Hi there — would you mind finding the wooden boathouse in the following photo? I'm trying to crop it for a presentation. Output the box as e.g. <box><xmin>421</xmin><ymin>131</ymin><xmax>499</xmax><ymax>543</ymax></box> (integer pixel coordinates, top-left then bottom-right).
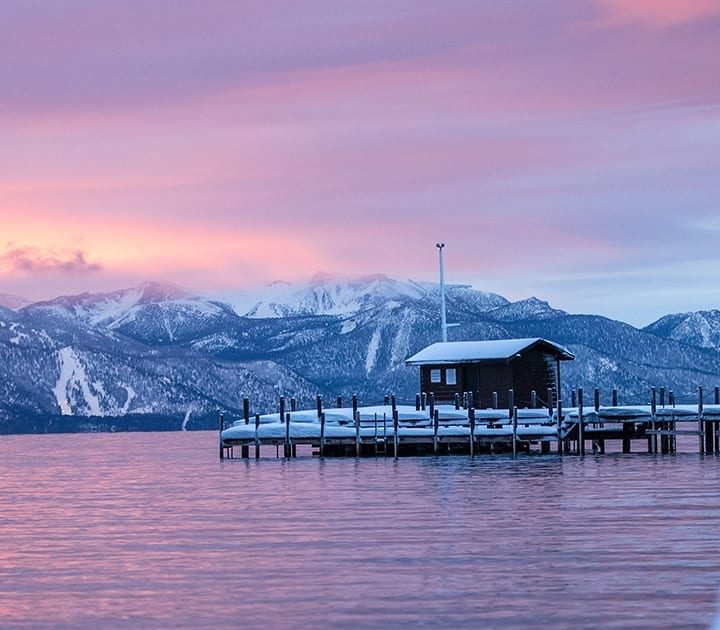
<box><xmin>405</xmin><ymin>338</ymin><xmax>574</xmax><ymax>409</ymax></box>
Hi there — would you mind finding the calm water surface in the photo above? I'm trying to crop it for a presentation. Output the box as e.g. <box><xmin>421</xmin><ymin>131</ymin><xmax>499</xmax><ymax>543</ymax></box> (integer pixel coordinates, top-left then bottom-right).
<box><xmin>1</xmin><ymin>431</ymin><xmax>720</xmax><ymax>629</ymax></box>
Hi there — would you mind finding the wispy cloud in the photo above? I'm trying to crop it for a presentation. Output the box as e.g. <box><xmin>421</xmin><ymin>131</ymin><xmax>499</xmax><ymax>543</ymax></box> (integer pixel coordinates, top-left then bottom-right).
<box><xmin>0</xmin><ymin>247</ymin><xmax>102</xmax><ymax>274</ymax></box>
<box><xmin>592</xmin><ymin>0</ymin><xmax>720</xmax><ymax>28</ymax></box>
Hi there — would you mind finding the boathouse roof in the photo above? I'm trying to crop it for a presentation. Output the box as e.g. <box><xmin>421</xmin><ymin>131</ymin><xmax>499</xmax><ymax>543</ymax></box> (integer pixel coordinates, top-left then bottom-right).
<box><xmin>405</xmin><ymin>338</ymin><xmax>575</xmax><ymax>365</ymax></box>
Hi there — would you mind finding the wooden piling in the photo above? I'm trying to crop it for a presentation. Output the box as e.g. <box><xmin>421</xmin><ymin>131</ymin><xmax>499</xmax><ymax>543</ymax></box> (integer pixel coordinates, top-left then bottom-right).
<box><xmin>650</xmin><ymin>387</ymin><xmax>657</xmax><ymax>455</ymax></box>
<box><xmin>391</xmin><ymin>394</ymin><xmax>397</xmax><ymax>412</ymax></box>
<box><xmin>284</xmin><ymin>411</ymin><xmax>291</xmax><ymax>458</ymax></box>
<box><xmin>530</xmin><ymin>390</ymin><xmax>537</xmax><ymax>409</ymax></box>
<box><xmin>218</xmin><ymin>413</ymin><xmax>225</xmax><ymax>460</ymax></box>
<box><xmin>255</xmin><ymin>413</ymin><xmax>260</xmax><ymax>459</ymax></box>
<box><xmin>557</xmin><ymin>398</ymin><xmax>563</xmax><ymax>455</ymax></box>
<box><xmin>492</xmin><ymin>391</ymin><xmax>498</xmax><ymax>409</ymax></box>
<box><xmin>352</xmin><ymin>394</ymin><xmax>358</xmax><ymax>417</ymax></box>
<box><xmin>508</xmin><ymin>389</ymin><xmax>514</xmax><ymax>420</ymax></box>
<box><xmin>468</xmin><ymin>391</ymin><xmax>475</xmax><ymax>410</ymax></box>
<box><xmin>433</xmin><ymin>409</ymin><xmax>439</xmax><ymax>455</ymax></box>
<box><xmin>415</xmin><ymin>393</ymin><xmax>421</xmax><ymax>411</ymax></box>
<box><xmin>355</xmin><ymin>410</ymin><xmax>361</xmax><ymax>458</ymax></box>
<box><xmin>512</xmin><ymin>406</ymin><xmax>518</xmax><ymax>457</ymax></box>
<box><xmin>546</xmin><ymin>388</ymin><xmax>553</xmax><ymax>414</ymax></box>
<box><xmin>578</xmin><ymin>387</ymin><xmax>584</xmax><ymax>456</ymax></box>
<box><xmin>384</xmin><ymin>394</ymin><xmax>390</xmax><ymax>406</ymax></box>
<box><xmin>454</xmin><ymin>393</ymin><xmax>460</xmax><ymax>410</ymax></box>
<box><xmin>242</xmin><ymin>398</ymin><xmax>250</xmax><ymax>458</ymax></box>
<box><xmin>429</xmin><ymin>393</ymin><xmax>435</xmax><ymax>421</ymax></box>
<box><xmin>698</xmin><ymin>387</ymin><xmax>705</xmax><ymax>455</ymax></box>
<box><xmin>469</xmin><ymin>407</ymin><xmax>475</xmax><ymax>457</ymax></box>
<box><xmin>320</xmin><ymin>412</ymin><xmax>326</xmax><ymax>457</ymax></box>
<box><xmin>421</xmin><ymin>392</ymin><xmax>427</xmax><ymax>411</ymax></box>
<box><xmin>316</xmin><ymin>395</ymin><xmax>323</xmax><ymax>418</ymax></box>
<box><xmin>612</xmin><ymin>388</ymin><xmax>618</xmax><ymax>407</ymax></box>
<box><xmin>290</xmin><ymin>397</ymin><xmax>296</xmax><ymax>412</ymax></box>
<box><xmin>393</xmin><ymin>408</ymin><xmax>399</xmax><ymax>460</ymax></box>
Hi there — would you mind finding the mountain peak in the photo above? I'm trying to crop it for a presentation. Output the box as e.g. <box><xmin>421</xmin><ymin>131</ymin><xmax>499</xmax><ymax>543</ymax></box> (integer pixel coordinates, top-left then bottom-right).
<box><xmin>136</xmin><ymin>281</ymin><xmax>189</xmax><ymax>303</ymax></box>
<box><xmin>0</xmin><ymin>293</ymin><xmax>31</xmax><ymax>310</ymax></box>
<box><xmin>488</xmin><ymin>296</ymin><xmax>566</xmax><ymax>321</ymax></box>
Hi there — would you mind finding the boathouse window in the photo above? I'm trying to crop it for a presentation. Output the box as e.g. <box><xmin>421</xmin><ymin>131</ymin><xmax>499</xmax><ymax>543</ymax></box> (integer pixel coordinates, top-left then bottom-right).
<box><xmin>446</xmin><ymin>368</ymin><xmax>457</xmax><ymax>385</ymax></box>
<box><xmin>430</xmin><ymin>369</ymin><xmax>441</xmax><ymax>383</ymax></box>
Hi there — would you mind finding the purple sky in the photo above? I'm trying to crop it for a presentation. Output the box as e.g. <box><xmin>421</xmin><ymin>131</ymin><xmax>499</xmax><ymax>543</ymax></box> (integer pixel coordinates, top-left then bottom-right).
<box><xmin>1</xmin><ymin>0</ymin><xmax>719</xmax><ymax>325</ymax></box>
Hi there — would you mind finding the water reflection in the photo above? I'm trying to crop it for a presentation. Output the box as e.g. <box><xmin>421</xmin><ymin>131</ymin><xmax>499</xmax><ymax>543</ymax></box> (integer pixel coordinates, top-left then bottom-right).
<box><xmin>1</xmin><ymin>433</ymin><xmax>719</xmax><ymax>628</ymax></box>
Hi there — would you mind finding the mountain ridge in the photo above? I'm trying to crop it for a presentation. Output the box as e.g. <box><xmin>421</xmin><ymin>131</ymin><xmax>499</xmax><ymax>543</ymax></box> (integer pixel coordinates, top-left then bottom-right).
<box><xmin>1</xmin><ymin>275</ymin><xmax>719</xmax><ymax>432</ymax></box>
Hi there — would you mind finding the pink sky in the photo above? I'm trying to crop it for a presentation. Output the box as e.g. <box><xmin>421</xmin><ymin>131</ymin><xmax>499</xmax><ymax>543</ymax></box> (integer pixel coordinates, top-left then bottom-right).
<box><xmin>1</xmin><ymin>0</ymin><xmax>719</xmax><ymax>325</ymax></box>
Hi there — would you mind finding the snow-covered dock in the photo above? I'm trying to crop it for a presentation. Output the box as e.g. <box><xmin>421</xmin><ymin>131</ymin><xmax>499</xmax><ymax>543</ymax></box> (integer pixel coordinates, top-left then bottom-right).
<box><xmin>219</xmin><ymin>392</ymin><xmax>720</xmax><ymax>459</ymax></box>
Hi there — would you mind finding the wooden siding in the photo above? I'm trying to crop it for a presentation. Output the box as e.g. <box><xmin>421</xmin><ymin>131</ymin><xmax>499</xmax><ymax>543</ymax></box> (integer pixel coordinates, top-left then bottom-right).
<box><xmin>419</xmin><ymin>347</ymin><xmax>559</xmax><ymax>409</ymax></box>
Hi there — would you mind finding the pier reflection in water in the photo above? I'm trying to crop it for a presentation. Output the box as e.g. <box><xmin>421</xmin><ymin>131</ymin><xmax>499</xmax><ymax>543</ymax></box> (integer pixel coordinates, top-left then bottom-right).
<box><xmin>1</xmin><ymin>431</ymin><xmax>720</xmax><ymax>628</ymax></box>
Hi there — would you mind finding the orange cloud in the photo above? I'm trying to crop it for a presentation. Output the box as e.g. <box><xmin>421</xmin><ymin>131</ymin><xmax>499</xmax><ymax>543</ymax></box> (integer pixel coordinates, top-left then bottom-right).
<box><xmin>593</xmin><ymin>0</ymin><xmax>720</xmax><ymax>27</ymax></box>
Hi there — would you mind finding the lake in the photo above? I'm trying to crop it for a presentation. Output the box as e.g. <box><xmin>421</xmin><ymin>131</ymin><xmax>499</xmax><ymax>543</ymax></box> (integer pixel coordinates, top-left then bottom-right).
<box><xmin>1</xmin><ymin>431</ymin><xmax>720</xmax><ymax>628</ymax></box>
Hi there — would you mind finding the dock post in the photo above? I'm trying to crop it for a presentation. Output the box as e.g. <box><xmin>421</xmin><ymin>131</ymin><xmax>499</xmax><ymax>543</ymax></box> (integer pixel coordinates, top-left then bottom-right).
<box><xmin>650</xmin><ymin>387</ymin><xmax>657</xmax><ymax>455</ymax></box>
<box><xmin>280</xmin><ymin>395</ymin><xmax>287</xmax><ymax>458</ymax></box>
<box><xmin>622</xmin><ymin>422</ymin><xmax>632</xmax><ymax>453</ymax></box>
<box><xmin>469</xmin><ymin>407</ymin><xmax>475</xmax><ymax>457</ymax></box>
<box><xmin>384</xmin><ymin>394</ymin><xmax>390</xmax><ymax>406</ymax></box>
<box><xmin>530</xmin><ymin>390</ymin><xmax>537</xmax><ymax>409</ymax></box>
<box><xmin>492</xmin><ymin>391</ymin><xmax>498</xmax><ymax>410</ymax></box>
<box><xmin>454</xmin><ymin>393</ymin><xmax>460</xmax><ymax>410</ymax></box>
<box><xmin>421</xmin><ymin>392</ymin><xmax>427</xmax><ymax>411</ymax></box>
<box><xmin>316</xmin><ymin>395</ymin><xmax>323</xmax><ymax>418</ymax></box>
<box><xmin>416</xmin><ymin>393</ymin><xmax>421</xmax><ymax>411</ymax></box>
<box><xmin>320</xmin><ymin>412</ymin><xmax>326</xmax><ymax>457</ymax></box>
<box><xmin>593</xmin><ymin>387</ymin><xmax>604</xmax><ymax>453</ymax></box>
<box><xmin>612</xmin><ymin>388</ymin><xmax>618</xmax><ymax>407</ymax></box>
<box><xmin>255</xmin><ymin>413</ymin><xmax>260</xmax><ymax>459</ymax></box>
<box><xmin>337</xmin><ymin>396</ymin><xmax>343</xmax><ymax>409</ymax></box>
<box><xmin>242</xmin><ymin>398</ymin><xmax>250</xmax><ymax>458</ymax></box>
<box><xmin>462</xmin><ymin>391</ymin><xmax>468</xmax><ymax>409</ymax></box>
<box><xmin>468</xmin><ymin>390</ymin><xmax>474</xmax><ymax>410</ymax></box>
<box><xmin>352</xmin><ymin>394</ymin><xmax>358</xmax><ymax>418</ymax></box>
<box><xmin>512</xmin><ymin>406</ymin><xmax>518</xmax><ymax>457</ymax></box>
<box><xmin>284</xmin><ymin>411</ymin><xmax>291</xmax><ymax>459</ymax></box>
<box><xmin>698</xmin><ymin>387</ymin><xmax>705</xmax><ymax>455</ymax></box>
<box><xmin>507</xmin><ymin>389</ymin><xmax>514</xmax><ymax>420</ymax></box>
<box><xmin>557</xmin><ymin>397</ymin><xmax>563</xmax><ymax>455</ymax></box>
<box><xmin>433</xmin><ymin>409</ymin><xmax>439</xmax><ymax>455</ymax></box>
<box><xmin>355</xmin><ymin>410</ymin><xmax>361</xmax><ymax>458</ymax></box>
<box><xmin>219</xmin><ymin>413</ymin><xmax>225</xmax><ymax>460</ymax></box>
<box><xmin>429</xmin><ymin>393</ymin><xmax>435</xmax><ymax>421</ymax></box>
<box><xmin>393</xmin><ymin>409</ymin><xmax>399</xmax><ymax>460</ymax></box>
<box><xmin>546</xmin><ymin>388</ymin><xmax>553</xmax><ymax>414</ymax></box>
<box><xmin>703</xmin><ymin>387</ymin><xmax>714</xmax><ymax>454</ymax></box>
<box><xmin>578</xmin><ymin>387</ymin><xmax>584</xmax><ymax>456</ymax></box>
<box><xmin>290</xmin><ymin>397</ymin><xmax>296</xmax><ymax>412</ymax></box>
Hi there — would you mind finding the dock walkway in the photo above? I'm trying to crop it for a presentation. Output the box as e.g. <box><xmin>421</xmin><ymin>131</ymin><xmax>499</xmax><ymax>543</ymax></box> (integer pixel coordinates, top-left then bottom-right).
<box><xmin>219</xmin><ymin>395</ymin><xmax>720</xmax><ymax>459</ymax></box>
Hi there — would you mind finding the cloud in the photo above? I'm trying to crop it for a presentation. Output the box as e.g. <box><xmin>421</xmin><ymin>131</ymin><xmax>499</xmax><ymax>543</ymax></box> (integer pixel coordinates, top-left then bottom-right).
<box><xmin>0</xmin><ymin>247</ymin><xmax>102</xmax><ymax>274</ymax></box>
<box><xmin>592</xmin><ymin>0</ymin><xmax>720</xmax><ymax>28</ymax></box>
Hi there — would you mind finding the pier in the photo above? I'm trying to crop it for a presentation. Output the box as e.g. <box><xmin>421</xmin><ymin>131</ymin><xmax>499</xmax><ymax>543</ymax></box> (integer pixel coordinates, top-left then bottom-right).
<box><xmin>219</xmin><ymin>388</ymin><xmax>720</xmax><ymax>459</ymax></box>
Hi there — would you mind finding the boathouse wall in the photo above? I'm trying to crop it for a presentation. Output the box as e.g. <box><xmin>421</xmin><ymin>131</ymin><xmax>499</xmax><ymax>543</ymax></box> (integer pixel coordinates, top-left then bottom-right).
<box><xmin>420</xmin><ymin>347</ymin><xmax>558</xmax><ymax>409</ymax></box>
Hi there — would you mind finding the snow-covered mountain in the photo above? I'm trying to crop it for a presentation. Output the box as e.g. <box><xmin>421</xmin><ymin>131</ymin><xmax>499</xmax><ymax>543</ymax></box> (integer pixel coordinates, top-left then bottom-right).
<box><xmin>2</xmin><ymin>275</ymin><xmax>720</xmax><ymax>433</ymax></box>
<box><xmin>0</xmin><ymin>293</ymin><xmax>31</xmax><ymax>310</ymax></box>
<box><xmin>644</xmin><ymin>310</ymin><xmax>720</xmax><ymax>351</ymax></box>
<box><xmin>218</xmin><ymin>273</ymin><xmax>508</xmax><ymax>318</ymax></box>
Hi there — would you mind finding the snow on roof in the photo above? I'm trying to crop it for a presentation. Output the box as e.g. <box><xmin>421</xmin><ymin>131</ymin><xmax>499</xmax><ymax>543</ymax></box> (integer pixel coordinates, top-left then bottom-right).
<box><xmin>405</xmin><ymin>338</ymin><xmax>574</xmax><ymax>365</ymax></box>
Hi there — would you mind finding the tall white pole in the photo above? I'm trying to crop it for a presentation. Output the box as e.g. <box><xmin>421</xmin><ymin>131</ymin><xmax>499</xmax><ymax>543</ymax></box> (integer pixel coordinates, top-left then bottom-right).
<box><xmin>436</xmin><ymin>243</ymin><xmax>447</xmax><ymax>342</ymax></box>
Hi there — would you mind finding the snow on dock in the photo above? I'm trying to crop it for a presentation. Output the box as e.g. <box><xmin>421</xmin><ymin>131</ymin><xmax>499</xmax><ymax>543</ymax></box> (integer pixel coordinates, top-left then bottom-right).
<box><xmin>219</xmin><ymin>399</ymin><xmax>720</xmax><ymax>459</ymax></box>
